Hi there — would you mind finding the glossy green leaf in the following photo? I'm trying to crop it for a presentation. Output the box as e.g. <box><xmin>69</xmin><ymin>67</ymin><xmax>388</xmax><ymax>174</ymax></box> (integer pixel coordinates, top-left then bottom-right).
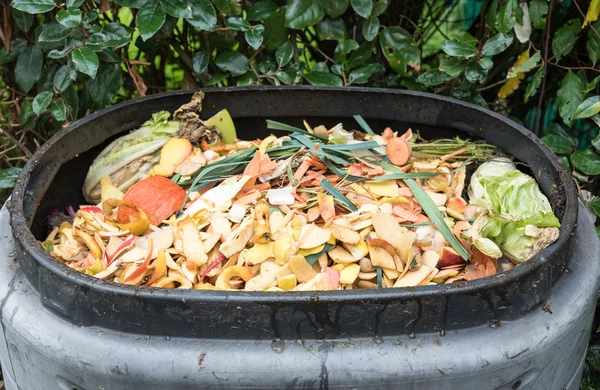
<box><xmin>245</xmin><ymin>25</ymin><xmax>265</xmax><ymax>49</ymax></box>
<box><xmin>56</xmin><ymin>9</ymin><xmax>82</xmax><ymax>28</ymax></box>
<box><xmin>529</xmin><ymin>0</ymin><xmax>547</xmax><ymax>29</ymax></box>
<box><xmin>187</xmin><ymin>0</ymin><xmax>217</xmax><ymax>30</ymax></box>
<box><xmin>362</xmin><ymin>16</ymin><xmax>379</xmax><ymax>42</ymax></box>
<box><xmin>316</xmin><ymin>18</ymin><xmax>346</xmax><ymax>41</ymax></box>
<box><xmin>552</xmin><ymin>19</ymin><xmax>581</xmax><ymax>61</ymax></box>
<box><xmin>334</xmin><ymin>39</ymin><xmax>359</xmax><ymax>63</ymax></box>
<box><xmin>348</xmin><ymin>63</ymin><xmax>383</xmax><ymax>84</ymax></box>
<box><xmin>49</xmin><ymin>98</ymin><xmax>67</xmax><ymax>122</ymax></box>
<box><xmin>275</xmin><ymin>70</ymin><xmax>293</xmax><ymax>84</ymax></box>
<box><xmin>524</xmin><ymin>67</ymin><xmax>544</xmax><ymax>103</ymax></box>
<box><xmin>330</xmin><ymin>64</ymin><xmax>342</xmax><ymax>76</ymax></box>
<box><xmin>53</xmin><ymin>65</ymin><xmax>76</xmax><ymax>92</ymax></box>
<box><xmin>193</xmin><ymin>51</ymin><xmax>209</xmax><ymax>74</ymax></box>
<box><xmin>348</xmin><ymin>40</ymin><xmax>374</xmax><ymax>68</ymax></box>
<box><xmin>38</xmin><ymin>24</ymin><xmax>72</xmax><ymax>42</ymax></box>
<box><xmin>10</xmin><ymin>0</ymin><xmax>55</xmax><ymax>14</ymax></box>
<box><xmin>441</xmin><ymin>40</ymin><xmax>477</xmax><ymax>58</ymax></box>
<box><xmin>263</xmin><ymin>7</ymin><xmax>288</xmax><ymax>49</ymax></box>
<box><xmin>137</xmin><ymin>1</ymin><xmax>166</xmax><ymax>41</ymax></box>
<box><xmin>379</xmin><ymin>26</ymin><xmax>419</xmax><ymax>74</ymax></box>
<box><xmin>207</xmin><ymin>70</ymin><xmax>229</xmax><ymax>85</ymax></box>
<box><xmin>371</xmin><ymin>0</ymin><xmax>388</xmax><ymax>16</ymax></box>
<box><xmin>12</xmin><ymin>9</ymin><xmax>33</xmax><ymax>31</ymax></box>
<box><xmin>248</xmin><ymin>0</ymin><xmax>278</xmax><ymax>21</ymax></box>
<box><xmin>575</xmin><ymin>96</ymin><xmax>600</xmax><ymax>119</ymax></box>
<box><xmin>285</xmin><ymin>0</ymin><xmax>324</xmax><ymax>29</ymax></box>
<box><xmin>439</xmin><ymin>57</ymin><xmax>467</xmax><ymax>76</ymax></box>
<box><xmin>160</xmin><ymin>0</ymin><xmax>192</xmax><ymax>18</ymax></box>
<box><xmin>592</xmin><ymin>132</ymin><xmax>600</xmax><ymax>151</ymax></box>
<box><xmin>15</xmin><ymin>45</ymin><xmax>43</xmax><ymax>92</ymax></box>
<box><xmin>114</xmin><ymin>0</ymin><xmax>147</xmax><ymax>7</ymax></box>
<box><xmin>588</xmin><ymin>198</ymin><xmax>600</xmax><ymax>217</ymax></box>
<box><xmin>48</xmin><ymin>46</ymin><xmax>73</xmax><ymax>59</ymax></box>
<box><xmin>71</xmin><ymin>47</ymin><xmax>99</xmax><ymax>78</ymax></box>
<box><xmin>482</xmin><ymin>33</ymin><xmax>513</xmax><ymax>56</ymax></box>
<box><xmin>226</xmin><ymin>16</ymin><xmax>250</xmax><ymax>31</ymax></box>
<box><xmin>416</xmin><ymin>69</ymin><xmax>454</xmax><ymax>86</ymax></box>
<box><xmin>588</xmin><ymin>22</ymin><xmax>600</xmax><ymax>65</ymax></box>
<box><xmin>495</xmin><ymin>0</ymin><xmax>517</xmax><ymax>33</ymax></box>
<box><xmin>312</xmin><ymin>62</ymin><xmax>328</xmax><ymax>72</ymax></box>
<box><xmin>507</xmin><ymin>52</ymin><xmax>541</xmax><ymax>78</ymax></box>
<box><xmin>0</xmin><ymin>168</ymin><xmax>22</xmax><ymax>189</ymax></box>
<box><xmin>213</xmin><ymin>0</ymin><xmax>242</xmax><ymax>15</ymax></box>
<box><xmin>32</xmin><ymin>91</ymin><xmax>53</xmax><ymax>114</ymax></box>
<box><xmin>215</xmin><ymin>51</ymin><xmax>248</xmax><ymax>76</ymax></box>
<box><xmin>557</xmin><ymin>72</ymin><xmax>584</xmax><ymax>127</ymax></box>
<box><xmin>276</xmin><ymin>40</ymin><xmax>293</xmax><ymax>67</ymax></box>
<box><xmin>350</xmin><ymin>0</ymin><xmax>372</xmax><ymax>18</ymax></box>
<box><xmin>320</xmin><ymin>0</ymin><xmax>348</xmax><ymax>18</ymax></box>
<box><xmin>303</xmin><ymin>71</ymin><xmax>343</xmax><ymax>86</ymax></box>
<box><xmin>571</xmin><ymin>149</ymin><xmax>600</xmax><ymax>175</ymax></box>
<box><xmin>541</xmin><ymin>134</ymin><xmax>576</xmax><ymax>155</ymax></box>
<box><xmin>86</xmin><ymin>64</ymin><xmax>121</xmax><ymax>110</ymax></box>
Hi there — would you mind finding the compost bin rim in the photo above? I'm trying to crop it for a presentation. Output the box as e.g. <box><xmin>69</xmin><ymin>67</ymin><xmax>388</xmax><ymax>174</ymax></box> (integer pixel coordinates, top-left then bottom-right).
<box><xmin>9</xmin><ymin>86</ymin><xmax>578</xmax><ymax>304</ymax></box>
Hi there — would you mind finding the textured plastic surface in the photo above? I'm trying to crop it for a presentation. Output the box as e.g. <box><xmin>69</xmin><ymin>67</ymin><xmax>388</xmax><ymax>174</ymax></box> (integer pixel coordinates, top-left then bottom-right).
<box><xmin>0</xmin><ymin>202</ymin><xmax>597</xmax><ymax>389</ymax></box>
<box><xmin>8</xmin><ymin>88</ymin><xmax>578</xmax><ymax>339</ymax></box>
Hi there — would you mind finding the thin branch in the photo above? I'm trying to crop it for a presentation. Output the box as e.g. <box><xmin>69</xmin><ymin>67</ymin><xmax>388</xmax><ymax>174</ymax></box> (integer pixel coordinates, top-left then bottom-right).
<box><xmin>535</xmin><ymin>0</ymin><xmax>553</xmax><ymax>137</ymax></box>
<box><xmin>573</xmin><ymin>0</ymin><xmax>600</xmax><ymax>43</ymax></box>
<box><xmin>549</xmin><ymin>62</ymin><xmax>600</xmax><ymax>73</ymax></box>
<box><xmin>0</xmin><ymin>127</ymin><xmax>32</xmax><ymax>158</ymax></box>
<box><xmin>477</xmin><ymin>78</ymin><xmax>507</xmax><ymax>92</ymax></box>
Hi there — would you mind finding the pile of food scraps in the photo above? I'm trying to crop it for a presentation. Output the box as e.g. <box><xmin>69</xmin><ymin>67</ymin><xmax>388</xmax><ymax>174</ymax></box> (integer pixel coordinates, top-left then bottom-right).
<box><xmin>42</xmin><ymin>93</ymin><xmax>561</xmax><ymax>291</ymax></box>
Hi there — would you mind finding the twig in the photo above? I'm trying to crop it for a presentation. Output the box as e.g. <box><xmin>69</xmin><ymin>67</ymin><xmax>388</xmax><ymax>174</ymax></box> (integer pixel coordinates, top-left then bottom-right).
<box><xmin>477</xmin><ymin>78</ymin><xmax>508</xmax><ymax>92</ymax></box>
<box><xmin>573</xmin><ymin>0</ymin><xmax>600</xmax><ymax>43</ymax></box>
<box><xmin>534</xmin><ymin>0</ymin><xmax>553</xmax><ymax>137</ymax></box>
<box><xmin>0</xmin><ymin>127</ymin><xmax>32</xmax><ymax>158</ymax></box>
<box><xmin>248</xmin><ymin>61</ymin><xmax>262</xmax><ymax>86</ymax></box>
<box><xmin>291</xmin><ymin>31</ymin><xmax>299</xmax><ymax>63</ymax></box>
<box><xmin>549</xmin><ymin>62</ymin><xmax>600</xmax><ymax>73</ymax></box>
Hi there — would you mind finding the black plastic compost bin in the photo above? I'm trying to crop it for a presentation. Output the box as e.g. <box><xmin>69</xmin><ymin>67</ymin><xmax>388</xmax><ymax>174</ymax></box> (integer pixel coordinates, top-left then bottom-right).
<box><xmin>2</xmin><ymin>87</ymin><xmax>594</xmax><ymax>390</ymax></box>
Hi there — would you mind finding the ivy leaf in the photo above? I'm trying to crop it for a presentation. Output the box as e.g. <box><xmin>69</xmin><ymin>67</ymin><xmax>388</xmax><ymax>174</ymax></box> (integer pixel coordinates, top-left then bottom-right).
<box><xmin>245</xmin><ymin>25</ymin><xmax>265</xmax><ymax>49</ymax></box>
<box><xmin>33</xmin><ymin>91</ymin><xmax>53</xmax><ymax>114</ymax></box>
<box><xmin>86</xmin><ymin>64</ymin><xmax>121</xmax><ymax>110</ymax></box>
<box><xmin>53</xmin><ymin>65</ymin><xmax>76</xmax><ymax>92</ymax></box>
<box><xmin>263</xmin><ymin>7</ymin><xmax>288</xmax><ymax>50</ymax></box>
<box><xmin>15</xmin><ymin>45</ymin><xmax>43</xmax><ymax>92</ymax></box>
<box><xmin>524</xmin><ymin>66</ymin><xmax>543</xmax><ymax>103</ymax></box>
<box><xmin>584</xmin><ymin>0</ymin><xmax>600</xmax><ymax>28</ymax></box>
<box><xmin>10</xmin><ymin>0</ymin><xmax>55</xmax><ymax>14</ymax></box>
<box><xmin>348</xmin><ymin>63</ymin><xmax>383</xmax><ymax>84</ymax></box>
<box><xmin>481</xmin><ymin>32</ymin><xmax>513</xmax><ymax>56</ymax></box>
<box><xmin>187</xmin><ymin>0</ymin><xmax>217</xmax><ymax>31</ymax></box>
<box><xmin>529</xmin><ymin>0</ymin><xmax>548</xmax><ymax>29</ymax></box>
<box><xmin>379</xmin><ymin>26</ymin><xmax>419</xmax><ymax>74</ymax></box>
<box><xmin>496</xmin><ymin>0</ymin><xmax>517</xmax><ymax>33</ymax></box>
<box><xmin>588</xmin><ymin>22</ymin><xmax>600</xmax><ymax>66</ymax></box>
<box><xmin>49</xmin><ymin>98</ymin><xmax>67</xmax><ymax>122</ymax></box>
<box><xmin>320</xmin><ymin>0</ymin><xmax>348</xmax><ymax>18</ymax></box>
<box><xmin>441</xmin><ymin>40</ymin><xmax>477</xmax><ymax>58</ymax></box>
<box><xmin>213</xmin><ymin>0</ymin><xmax>242</xmax><ymax>15</ymax></box>
<box><xmin>160</xmin><ymin>0</ymin><xmax>192</xmax><ymax>18</ymax></box>
<box><xmin>276</xmin><ymin>40</ymin><xmax>294</xmax><ymax>67</ymax></box>
<box><xmin>557</xmin><ymin>72</ymin><xmax>584</xmax><ymax>127</ymax></box>
<box><xmin>362</xmin><ymin>16</ymin><xmax>379</xmax><ymax>42</ymax></box>
<box><xmin>71</xmin><ymin>47</ymin><xmax>99</xmax><ymax>78</ymax></box>
<box><xmin>285</xmin><ymin>0</ymin><xmax>324</xmax><ymax>29</ymax></box>
<box><xmin>334</xmin><ymin>39</ymin><xmax>359</xmax><ymax>63</ymax></box>
<box><xmin>12</xmin><ymin>10</ymin><xmax>33</xmax><ymax>32</ymax></box>
<box><xmin>316</xmin><ymin>18</ymin><xmax>346</xmax><ymax>41</ymax></box>
<box><xmin>38</xmin><ymin>24</ymin><xmax>72</xmax><ymax>42</ymax></box>
<box><xmin>56</xmin><ymin>9</ymin><xmax>82</xmax><ymax>28</ymax></box>
<box><xmin>350</xmin><ymin>0</ymin><xmax>372</xmax><ymax>18</ymax></box>
<box><xmin>541</xmin><ymin>134</ymin><xmax>577</xmax><ymax>155</ymax></box>
<box><xmin>348</xmin><ymin>40</ymin><xmax>374</xmax><ymax>68</ymax></box>
<box><xmin>226</xmin><ymin>16</ymin><xmax>251</xmax><ymax>31</ymax></box>
<box><xmin>0</xmin><ymin>168</ymin><xmax>22</xmax><ymax>189</ymax></box>
<box><xmin>439</xmin><ymin>57</ymin><xmax>467</xmax><ymax>76</ymax></box>
<box><xmin>416</xmin><ymin>69</ymin><xmax>454</xmax><ymax>86</ymax></box>
<box><xmin>137</xmin><ymin>0</ymin><xmax>167</xmax><ymax>41</ymax></box>
<box><xmin>575</xmin><ymin>96</ymin><xmax>600</xmax><ymax>119</ymax></box>
<box><xmin>552</xmin><ymin>19</ymin><xmax>581</xmax><ymax>61</ymax></box>
<box><xmin>248</xmin><ymin>0</ymin><xmax>278</xmax><ymax>21</ymax></box>
<box><xmin>507</xmin><ymin>51</ymin><xmax>541</xmax><ymax>78</ymax></box>
<box><xmin>465</xmin><ymin>61</ymin><xmax>487</xmax><ymax>83</ymax></box>
<box><xmin>215</xmin><ymin>51</ymin><xmax>248</xmax><ymax>76</ymax></box>
<box><xmin>192</xmin><ymin>51</ymin><xmax>209</xmax><ymax>75</ymax></box>
<box><xmin>303</xmin><ymin>71</ymin><xmax>343</xmax><ymax>86</ymax></box>
<box><xmin>571</xmin><ymin>149</ymin><xmax>600</xmax><ymax>175</ymax></box>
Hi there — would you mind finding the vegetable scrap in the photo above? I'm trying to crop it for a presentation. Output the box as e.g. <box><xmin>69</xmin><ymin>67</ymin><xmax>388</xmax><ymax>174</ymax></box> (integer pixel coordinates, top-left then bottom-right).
<box><xmin>43</xmin><ymin>93</ymin><xmax>561</xmax><ymax>291</ymax></box>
